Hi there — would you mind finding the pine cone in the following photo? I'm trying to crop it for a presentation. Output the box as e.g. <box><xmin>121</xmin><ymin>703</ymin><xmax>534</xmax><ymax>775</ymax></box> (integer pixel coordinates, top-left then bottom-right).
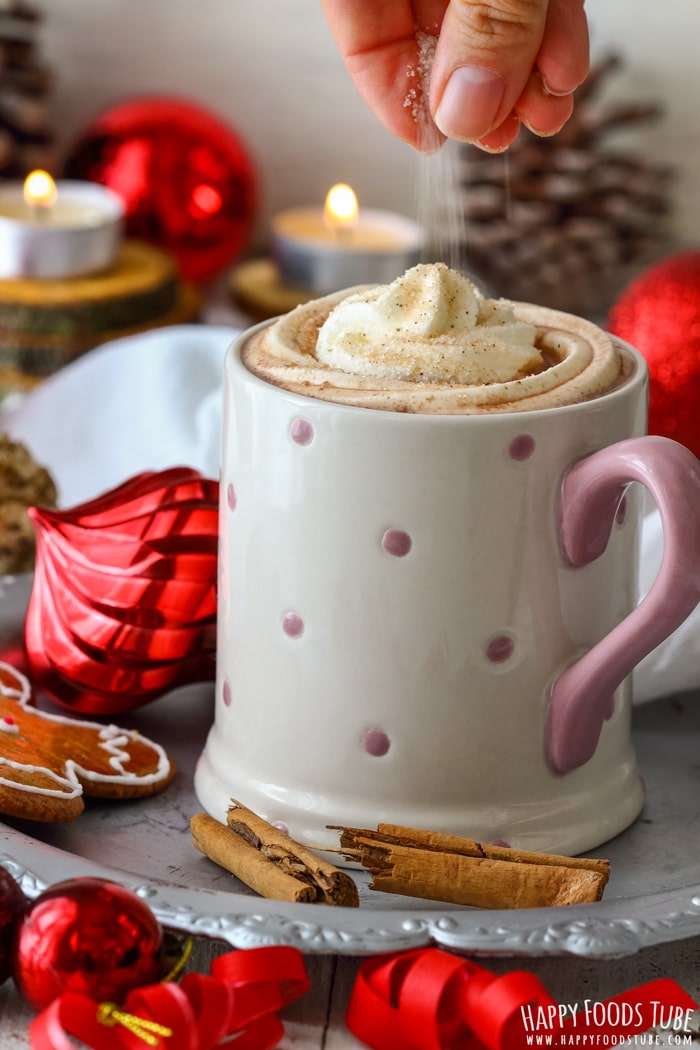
<box><xmin>455</xmin><ymin>54</ymin><xmax>673</xmax><ymax>316</ymax></box>
<box><xmin>0</xmin><ymin>0</ymin><xmax>54</xmax><ymax>179</ymax></box>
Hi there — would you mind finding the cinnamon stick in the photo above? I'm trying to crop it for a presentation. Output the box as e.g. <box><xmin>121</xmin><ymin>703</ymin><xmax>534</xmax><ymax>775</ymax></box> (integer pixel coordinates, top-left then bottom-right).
<box><xmin>191</xmin><ymin>803</ymin><xmax>359</xmax><ymax>907</ymax></box>
<box><xmin>191</xmin><ymin>813</ymin><xmax>315</xmax><ymax>903</ymax></box>
<box><xmin>330</xmin><ymin>823</ymin><xmax>609</xmax><ymax>909</ymax></box>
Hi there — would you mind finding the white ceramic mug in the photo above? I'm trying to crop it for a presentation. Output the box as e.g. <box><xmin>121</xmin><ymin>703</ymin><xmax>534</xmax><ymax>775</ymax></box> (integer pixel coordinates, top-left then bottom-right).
<box><xmin>195</xmin><ymin>327</ymin><xmax>700</xmax><ymax>855</ymax></box>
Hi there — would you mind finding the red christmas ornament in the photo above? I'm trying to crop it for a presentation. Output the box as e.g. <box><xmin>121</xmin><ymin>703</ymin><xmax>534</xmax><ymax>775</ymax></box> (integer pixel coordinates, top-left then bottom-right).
<box><xmin>13</xmin><ymin>877</ymin><xmax>163</xmax><ymax>1011</ymax></box>
<box><xmin>0</xmin><ymin>866</ymin><xmax>29</xmax><ymax>987</ymax></box>
<box><xmin>24</xmin><ymin>467</ymin><xmax>219</xmax><ymax>715</ymax></box>
<box><xmin>63</xmin><ymin>97</ymin><xmax>258</xmax><ymax>282</ymax></box>
<box><xmin>608</xmin><ymin>251</ymin><xmax>700</xmax><ymax>459</ymax></box>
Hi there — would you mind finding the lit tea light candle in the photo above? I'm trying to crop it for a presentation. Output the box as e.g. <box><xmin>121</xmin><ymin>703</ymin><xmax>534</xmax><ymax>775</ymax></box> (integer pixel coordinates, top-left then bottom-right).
<box><xmin>0</xmin><ymin>171</ymin><xmax>124</xmax><ymax>279</ymax></box>
<box><xmin>272</xmin><ymin>183</ymin><xmax>424</xmax><ymax>294</ymax></box>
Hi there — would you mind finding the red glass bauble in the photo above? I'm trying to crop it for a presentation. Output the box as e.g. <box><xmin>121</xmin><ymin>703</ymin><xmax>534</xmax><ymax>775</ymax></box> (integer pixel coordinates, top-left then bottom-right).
<box><xmin>0</xmin><ymin>867</ymin><xmax>29</xmax><ymax>987</ymax></box>
<box><xmin>63</xmin><ymin>96</ymin><xmax>258</xmax><ymax>282</ymax></box>
<box><xmin>608</xmin><ymin>251</ymin><xmax>700</xmax><ymax>459</ymax></box>
<box><xmin>13</xmin><ymin>877</ymin><xmax>163</xmax><ymax>1010</ymax></box>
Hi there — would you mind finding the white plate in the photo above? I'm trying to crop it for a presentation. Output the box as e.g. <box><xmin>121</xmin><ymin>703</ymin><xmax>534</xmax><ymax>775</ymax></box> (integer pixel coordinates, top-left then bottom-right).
<box><xmin>1</xmin><ymin>680</ymin><xmax>700</xmax><ymax>959</ymax></box>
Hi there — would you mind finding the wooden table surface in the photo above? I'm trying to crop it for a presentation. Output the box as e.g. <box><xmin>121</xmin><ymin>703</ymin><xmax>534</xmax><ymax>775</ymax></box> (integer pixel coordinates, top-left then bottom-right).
<box><xmin>2</xmin><ymin>933</ymin><xmax>699</xmax><ymax>1047</ymax></box>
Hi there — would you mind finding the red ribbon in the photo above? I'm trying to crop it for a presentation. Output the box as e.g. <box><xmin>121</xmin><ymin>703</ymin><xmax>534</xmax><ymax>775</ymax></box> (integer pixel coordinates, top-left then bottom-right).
<box><xmin>29</xmin><ymin>946</ymin><xmax>310</xmax><ymax>1050</ymax></box>
<box><xmin>346</xmin><ymin>948</ymin><xmax>699</xmax><ymax>1050</ymax></box>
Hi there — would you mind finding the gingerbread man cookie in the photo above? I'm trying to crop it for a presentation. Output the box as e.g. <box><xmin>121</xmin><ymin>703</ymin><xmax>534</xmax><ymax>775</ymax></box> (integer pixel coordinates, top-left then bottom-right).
<box><xmin>0</xmin><ymin>661</ymin><xmax>175</xmax><ymax>822</ymax></box>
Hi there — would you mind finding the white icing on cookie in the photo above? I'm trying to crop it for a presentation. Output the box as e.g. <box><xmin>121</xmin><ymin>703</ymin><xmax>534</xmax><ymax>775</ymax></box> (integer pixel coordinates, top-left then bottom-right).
<box><xmin>0</xmin><ymin>758</ymin><xmax>82</xmax><ymax>798</ymax></box>
<box><xmin>0</xmin><ymin>660</ymin><xmax>172</xmax><ymax>800</ymax></box>
<box><xmin>0</xmin><ymin>667</ymin><xmax>30</xmax><ymax>702</ymax></box>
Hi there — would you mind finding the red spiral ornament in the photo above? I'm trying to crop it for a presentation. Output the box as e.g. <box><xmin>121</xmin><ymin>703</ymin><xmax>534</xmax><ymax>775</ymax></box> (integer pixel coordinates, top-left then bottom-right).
<box><xmin>24</xmin><ymin>467</ymin><xmax>219</xmax><ymax>715</ymax></box>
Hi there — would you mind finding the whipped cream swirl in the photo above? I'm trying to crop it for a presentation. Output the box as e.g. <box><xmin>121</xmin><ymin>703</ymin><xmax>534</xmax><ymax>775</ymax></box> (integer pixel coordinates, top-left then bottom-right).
<box><xmin>316</xmin><ymin>263</ymin><xmax>543</xmax><ymax>384</ymax></box>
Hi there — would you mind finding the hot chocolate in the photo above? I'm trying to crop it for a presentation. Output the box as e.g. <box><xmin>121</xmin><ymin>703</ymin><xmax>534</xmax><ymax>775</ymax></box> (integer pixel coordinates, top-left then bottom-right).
<box><xmin>242</xmin><ymin>262</ymin><xmax>624</xmax><ymax>414</ymax></box>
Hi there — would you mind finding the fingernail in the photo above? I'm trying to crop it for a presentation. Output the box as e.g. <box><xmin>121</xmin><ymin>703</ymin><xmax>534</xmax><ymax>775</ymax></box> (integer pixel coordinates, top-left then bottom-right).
<box><xmin>520</xmin><ymin>115</ymin><xmax>568</xmax><ymax>138</ymax></box>
<box><xmin>478</xmin><ymin>113</ymin><xmax>521</xmax><ymax>153</ymax></box>
<box><xmin>434</xmin><ymin>66</ymin><xmax>506</xmax><ymax>142</ymax></box>
<box><xmin>541</xmin><ymin>75</ymin><xmax>575</xmax><ymax>98</ymax></box>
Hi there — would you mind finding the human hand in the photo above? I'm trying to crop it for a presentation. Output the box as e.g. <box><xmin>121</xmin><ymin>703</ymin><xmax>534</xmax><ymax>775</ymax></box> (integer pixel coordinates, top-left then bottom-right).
<box><xmin>321</xmin><ymin>0</ymin><xmax>589</xmax><ymax>152</ymax></box>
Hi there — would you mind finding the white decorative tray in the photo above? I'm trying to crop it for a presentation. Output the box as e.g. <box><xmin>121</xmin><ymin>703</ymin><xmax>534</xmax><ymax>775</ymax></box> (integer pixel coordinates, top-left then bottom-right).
<box><xmin>2</xmin><ymin>679</ymin><xmax>699</xmax><ymax>960</ymax></box>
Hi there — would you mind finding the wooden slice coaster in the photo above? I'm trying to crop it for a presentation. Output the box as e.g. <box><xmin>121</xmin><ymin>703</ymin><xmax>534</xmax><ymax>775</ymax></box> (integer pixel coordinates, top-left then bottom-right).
<box><xmin>0</xmin><ymin>281</ymin><xmax>200</xmax><ymax>380</ymax></box>
<box><xmin>229</xmin><ymin>258</ymin><xmax>314</xmax><ymax>322</ymax></box>
<box><xmin>0</xmin><ymin>240</ymin><xmax>179</xmax><ymax>336</ymax></box>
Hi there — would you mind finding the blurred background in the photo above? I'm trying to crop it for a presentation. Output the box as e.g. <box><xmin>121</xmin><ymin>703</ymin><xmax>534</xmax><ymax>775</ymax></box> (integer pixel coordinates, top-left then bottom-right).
<box><xmin>0</xmin><ymin>0</ymin><xmax>698</xmax><ymax>411</ymax></box>
<box><xmin>37</xmin><ymin>0</ymin><xmax>698</xmax><ymax>243</ymax></box>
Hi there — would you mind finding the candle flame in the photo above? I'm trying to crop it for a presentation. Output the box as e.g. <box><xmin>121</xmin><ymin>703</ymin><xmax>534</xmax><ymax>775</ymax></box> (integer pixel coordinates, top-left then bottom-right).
<box><xmin>324</xmin><ymin>183</ymin><xmax>358</xmax><ymax>231</ymax></box>
<box><xmin>23</xmin><ymin>170</ymin><xmax>57</xmax><ymax>209</ymax></box>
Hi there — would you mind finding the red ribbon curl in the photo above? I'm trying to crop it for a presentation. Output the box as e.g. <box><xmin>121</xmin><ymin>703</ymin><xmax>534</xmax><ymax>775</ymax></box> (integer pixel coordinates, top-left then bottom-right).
<box><xmin>29</xmin><ymin>945</ymin><xmax>310</xmax><ymax>1050</ymax></box>
<box><xmin>346</xmin><ymin>948</ymin><xmax>699</xmax><ymax>1050</ymax></box>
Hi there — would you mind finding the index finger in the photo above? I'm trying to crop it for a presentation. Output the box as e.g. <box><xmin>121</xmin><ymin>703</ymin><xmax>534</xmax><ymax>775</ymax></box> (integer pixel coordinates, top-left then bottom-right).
<box><xmin>320</xmin><ymin>0</ymin><xmax>448</xmax><ymax>149</ymax></box>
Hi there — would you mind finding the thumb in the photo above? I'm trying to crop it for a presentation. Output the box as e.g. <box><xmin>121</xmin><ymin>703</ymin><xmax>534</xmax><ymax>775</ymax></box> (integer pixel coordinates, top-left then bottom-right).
<box><xmin>430</xmin><ymin>0</ymin><xmax>549</xmax><ymax>142</ymax></box>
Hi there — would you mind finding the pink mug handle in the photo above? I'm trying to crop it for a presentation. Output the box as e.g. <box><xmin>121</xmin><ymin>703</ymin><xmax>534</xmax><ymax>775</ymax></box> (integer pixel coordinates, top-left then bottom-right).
<box><xmin>547</xmin><ymin>435</ymin><xmax>700</xmax><ymax>773</ymax></box>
